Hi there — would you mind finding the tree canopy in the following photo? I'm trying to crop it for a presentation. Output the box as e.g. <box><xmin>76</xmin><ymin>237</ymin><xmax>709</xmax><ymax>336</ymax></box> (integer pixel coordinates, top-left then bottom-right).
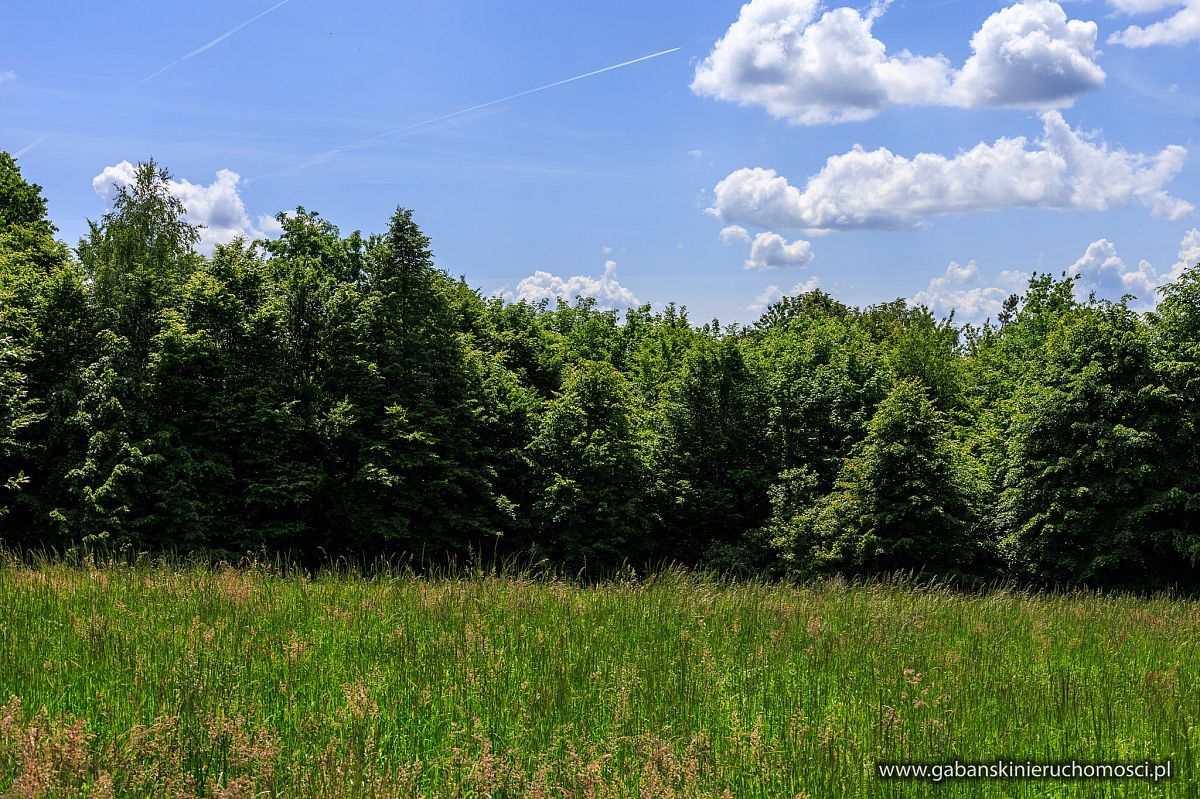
<box><xmin>2</xmin><ymin>153</ymin><xmax>1199</xmax><ymax>588</ymax></box>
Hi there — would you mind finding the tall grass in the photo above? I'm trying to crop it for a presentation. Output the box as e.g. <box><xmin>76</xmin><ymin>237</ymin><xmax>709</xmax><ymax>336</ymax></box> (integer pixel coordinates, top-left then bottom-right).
<box><xmin>0</xmin><ymin>557</ymin><xmax>1196</xmax><ymax>797</ymax></box>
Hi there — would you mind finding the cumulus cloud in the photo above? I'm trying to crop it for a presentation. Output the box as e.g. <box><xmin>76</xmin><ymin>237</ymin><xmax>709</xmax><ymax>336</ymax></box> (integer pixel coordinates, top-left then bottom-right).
<box><xmin>1108</xmin><ymin>0</ymin><xmax>1200</xmax><ymax>47</ymax></box>
<box><xmin>1172</xmin><ymin>228</ymin><xmax>1200</xmax><ymax>278</ymax></box>
<box><xmin>721</xmin><ymin>223</ymin><xmax>815</xmax><ymax>270</ymax></box>
<box><xmin>951</xmin><ymin>1</ymin><xmax>1105</xmax><ymax>107</ymax></box>
<box><xmin>691</xmin><ymin>0</ymin><xmax>1104</xmax><ymax>124</ymax></box>
<box><xmin>690</xmin><ymin>0</ymin><xmax>951</xmax><ymax>124</ymax></box>
<box><xmin>0</xmin><ymin>70</ymin><xmax>15</xmax><ymax>83</ymax></box>
<box><xmin>508</xmin><ymin>260</ymin><xmax>641</xmax><ymax>308</ymax></box>
<box><xmin>744</xmin><ymin>231</ymin><xmax>814</xmax><ymax>269</ymax></box>
<box><xmin>92</xmin><ymin>161</ymin><xmax>278</xmax><ymax>253</ymax></box>
<box><xmin>747</xmin><ymin>275</ymin><xmax>822</xmax><ymax>312</ymax></box>
<box><xmin>1069</xmin><ymin>238</ymin><xmax>1164</xmax><ymax>307</ymax></box>
<box><xmin>914</xmin><ymin>231</ymin><xmax>1200</xmax><ymax>318</ymax></box>
<box><xmin>719</xmin><ymin>224</ymin><xmax>752</xmax><ymax>245</ymax></box>
<box><xmin>708</xmin><ymin>112</ymin><xmax>1192</xmax><ymax>233</ymax></box>
<box><xmin>912</xmin><ymin>260</ymin><xmax>1029</xmax><ymax>321</ymax></box>
<box><xmin>1061</xmin><ymin>231</ymin><xmax>1200</xmax><ymax>309</ymax></box>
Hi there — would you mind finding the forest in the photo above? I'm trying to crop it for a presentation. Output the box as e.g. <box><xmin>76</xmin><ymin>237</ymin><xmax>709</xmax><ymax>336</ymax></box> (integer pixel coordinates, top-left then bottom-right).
<box><xmin>2</xmin><ymin>152</ymin><xmax>1199</xmax><ymax>589</ymax></box>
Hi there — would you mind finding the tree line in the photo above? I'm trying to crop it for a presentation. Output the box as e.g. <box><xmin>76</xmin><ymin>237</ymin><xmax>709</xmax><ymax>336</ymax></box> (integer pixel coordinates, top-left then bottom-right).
<box><xmin>2</xmin><ymin>155</ymin><xmax>1199</xmax><ymax>588</ymax></box>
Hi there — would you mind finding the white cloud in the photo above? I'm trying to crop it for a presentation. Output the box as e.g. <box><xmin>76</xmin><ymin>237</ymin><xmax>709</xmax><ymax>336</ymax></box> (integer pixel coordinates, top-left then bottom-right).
<box><xmin>915</xmin><ymin>231</ymin><xmax>1200</xmax><ymax>319</ymax></box>
<box><xmin>998</xmin><ymin>269</ymin><xmax>1033</xmax><ymax>291</ymax></box>
<box><xmin>1068</xmin><ymin>230</ymin><xmax>1200</xmax><ymax>308</ymax></box>
<box><xmin>719</xmin><ymin>224</ymin><xmax>752</xmax><ymax>245</ymax></box>
<box><xmin>691</xmin><ymin>0</ymin><xmax>1104</xmax><ymax>125</ymax></box>
<box><xmin>708</xmin><ymin>112</ymin><xmax>1192</xmax><ymax>233</ymax></box>
<box><xmin>722</xmin><ymin>223</ymin><xmax>815</xmax><ymax>270</ymax></box>
<box><xmin>745</xmin><ymin>231</ymin><xmax>814</xmax><ymax>269</ymax></box>
<box><xmin>690</xmin><ymin>0</ymin><xmax>949</xmax><ymax>124</ymax></box>
<box><xmin>0</xmin><ymin>70</ymin><xmax>15</xmax><ymax>83</ymax></box>
<box><xmin>92</xmin><ymin>161</ymin><xmax>277</xmax><ymax>254</ymax></box>
<box><xmin>912</xmin><ymin>260</ymin><xmax>1028</xmax><ymax>320</ymax></box>
<box><xmin>256</xmin><ymin>213</ymin><xmax>285</xmax><ymax>238</ymax></box>
<box><xmin>508</xmin><ymin>260</ymin><xmax>641</xmax><ymax>308</ymax></box>
<box><xmin>951</xmin><ymin>0</ymin><xmax>1105</xmax><ymax>108</ymax></box>
<box><xmin>1069</xmin><ymin>238</ymin><xmax>1163</xmax><ymax>307</ymax></box>
<box><xmin>1166</xmin><ymin>227</ymin><xmax>1200</xmax><ymax>282</ymax></box>
<box><xmin>1108</xmin><ymin>0</ymin><xmax>1200</xmax><ymax>47</ymax></box>
<box><xmin>747</xmin><ymin>275</ymin><xmax>822</xmax><ymax>312</ymax></box>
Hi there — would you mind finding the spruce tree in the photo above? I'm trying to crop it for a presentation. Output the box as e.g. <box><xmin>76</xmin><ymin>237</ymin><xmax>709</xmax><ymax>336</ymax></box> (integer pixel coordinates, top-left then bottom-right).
<box><xmin>334</xmin><ymin>207</ymin><xmax>500</xmax><ymax>555</ymax></box>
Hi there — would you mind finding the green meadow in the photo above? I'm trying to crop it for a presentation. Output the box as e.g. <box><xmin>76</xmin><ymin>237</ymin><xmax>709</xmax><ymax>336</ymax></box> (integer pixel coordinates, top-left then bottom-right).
<box><xmin>1</xmin><ymin>560</ymin><xmax>1196</xmax><ymax>798</ymax></box>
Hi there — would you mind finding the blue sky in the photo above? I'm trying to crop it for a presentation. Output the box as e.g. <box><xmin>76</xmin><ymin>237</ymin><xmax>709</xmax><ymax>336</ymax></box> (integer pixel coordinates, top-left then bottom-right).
<box><xmin>3</xmin><ymin>0</ymin><xmax>1199</xmax><ymax>322</ymax></box>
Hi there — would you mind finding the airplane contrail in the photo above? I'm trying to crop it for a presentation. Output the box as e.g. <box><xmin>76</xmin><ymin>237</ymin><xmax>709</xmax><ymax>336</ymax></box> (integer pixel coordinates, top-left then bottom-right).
<box><xmin>14</xmin><ymin>133</ymin><xmax>51</xmax><ymax>158</ymax></box>
<box><xmin>132</xmin><ymin>0</ymin><xmax>293</xmax><ymax>88</ymax></box>
<box><xmin>256</xmin><ymin>46</ymin><xmax>682</xmax><ymax>181</ymax></box>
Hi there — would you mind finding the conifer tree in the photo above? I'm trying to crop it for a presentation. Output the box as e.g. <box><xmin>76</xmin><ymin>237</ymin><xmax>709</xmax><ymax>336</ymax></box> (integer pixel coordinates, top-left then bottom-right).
<box><xmin>336</xmin><ymin>208</ymin><xmax>500</xmax><ymax>554</ymax></box>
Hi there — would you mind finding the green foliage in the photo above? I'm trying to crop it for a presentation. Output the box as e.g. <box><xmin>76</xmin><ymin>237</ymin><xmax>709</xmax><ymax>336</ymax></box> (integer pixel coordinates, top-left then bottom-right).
<box><xmin>0</xmin><ymin>152</ymin><xmax>53</xmax><ymax>234</ymax></box>
<box><xmin>336</xmin><ymin>207</ymin><xmax>503</xmax><ymax>552</ymax></box>
<box><xmin>530</xmin><ymin>359</ymin><xmax>654</xmax><ymax>569</ymax></box>
<box><xmin>773</xmin><ymin>379</ymin><xmax>979</xmax><ymax>577</ymax></box>
<box><xmin>2</xmin><ymin>151</ymin><xmax>1198</xmax><ymax>587</ymax></box>
<box><xmin>754</xmin><ymin>295</ymin><xmax>887</xmax><ymax>490</ymax></box>
<box><xmin>0</xmin><ymin>154</ymin><xmax>83</xmax><ymax>538</ymax></box>
<box><xmin>998</xmin><ymin>300</ymin><xmax>1181</xmax><ymax>586</ymax></box>
<box><xmin>78</xmin><ymin>160</ymin><xmax>200</xmax><ymax>364</ymax></box>
<box><xmin>656</xmin><ymin>336</ymin><xmax>774</xmax><ymax>566</ymax></box>
<box><xmin>1151</xmin><ymin>261</ymin><xmax>1200</xmax><ymax>566</ymax></box>
<box><xmin>55</xmin><ymin>162</ymin><xmax>205</xmax><ymax>548</ymax></box>
<box><xmin>0</xmin><ymin>315</ymin><xmax>35</xmax><ymax>519</ymax></box>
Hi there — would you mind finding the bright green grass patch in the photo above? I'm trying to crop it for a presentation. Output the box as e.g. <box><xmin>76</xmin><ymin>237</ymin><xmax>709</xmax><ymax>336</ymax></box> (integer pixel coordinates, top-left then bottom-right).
<box><xmin>0</xmin><ymin>561</ymin><xmax>1197</xmax><ymax>797</ymax></box>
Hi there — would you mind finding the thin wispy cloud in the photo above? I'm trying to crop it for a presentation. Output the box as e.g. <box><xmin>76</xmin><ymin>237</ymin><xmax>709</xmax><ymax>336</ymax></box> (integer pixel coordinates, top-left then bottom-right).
<box><xmin>258</xmin><ymin>46</ymin><xmax>682</xmax><ymax>181</ymax></box>
<box><xmin>132</xmin><ymin>0</ymin><xmax>293</xmax><ymax>88</ymax></box>
<box><xmin>14</xmin><ymin>133</ymin><xmax>51</xmax><ymax>158</ymax></box>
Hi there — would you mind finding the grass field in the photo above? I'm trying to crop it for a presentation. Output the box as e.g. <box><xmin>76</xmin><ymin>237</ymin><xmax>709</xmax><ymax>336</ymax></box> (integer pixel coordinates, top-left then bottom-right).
<box><xmin>0</xmin><ymin>559</ymin><xmax>1197</xmax><ymax>797</ymax></box>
